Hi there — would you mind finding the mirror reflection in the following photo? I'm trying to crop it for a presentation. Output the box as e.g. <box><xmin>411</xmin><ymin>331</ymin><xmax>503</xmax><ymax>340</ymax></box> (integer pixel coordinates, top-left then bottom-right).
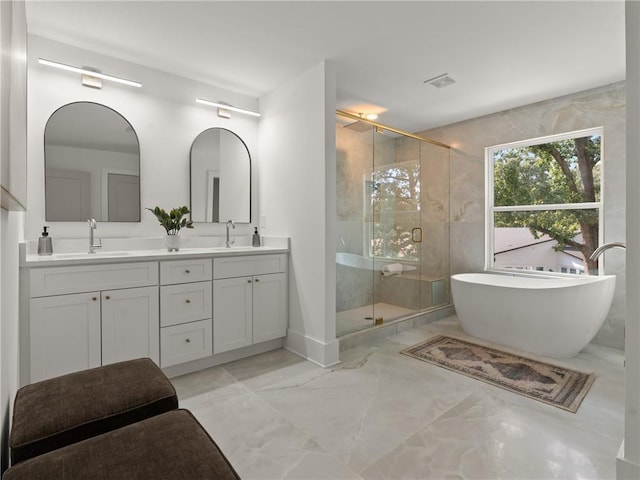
<box><xmin>190</xmin><ymin>128</ymin><xmax>251</xmax><ymax>223</ymax></box>
<box><xmin>44</xmin><ymin>102</ymin><xmax>140</xmax><ymax>222</ymax></box>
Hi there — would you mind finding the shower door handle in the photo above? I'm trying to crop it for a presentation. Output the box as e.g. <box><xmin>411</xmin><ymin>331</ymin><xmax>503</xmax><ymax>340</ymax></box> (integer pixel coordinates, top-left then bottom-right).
<box><xmin>412</xmin><ymin>227</ymin><xmax>423</xmax><ymax>243</ymax></box>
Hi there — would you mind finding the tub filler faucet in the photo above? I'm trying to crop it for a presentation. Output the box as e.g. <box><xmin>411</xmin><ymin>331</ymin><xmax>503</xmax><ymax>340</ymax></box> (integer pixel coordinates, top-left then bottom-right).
<box><xmin>88</xmin><ymin>218</ymin><xmax>102</xmax><ymax>254</ymax></box>
<box><xmin>590</xmin><ymin>242</ymin><xmax>626</xmax><ymax>261</ymax></box>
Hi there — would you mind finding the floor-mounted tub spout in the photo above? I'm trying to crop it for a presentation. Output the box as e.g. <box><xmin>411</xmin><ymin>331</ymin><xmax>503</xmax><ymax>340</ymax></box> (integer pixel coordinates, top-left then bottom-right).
<box><xmin>590</xmin><ymin>242</ymin><xmax>626</xmax><ymax>261</ymax></box>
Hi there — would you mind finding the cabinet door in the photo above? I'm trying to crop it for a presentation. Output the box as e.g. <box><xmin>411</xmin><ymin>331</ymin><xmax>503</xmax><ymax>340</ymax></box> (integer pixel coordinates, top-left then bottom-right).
<box><xmin>30</xmin><ymin>292</ymin><xmax>101</xmax><ymax>382</ymax></box>
<box><xmin>252</xmin><ymin>273</ymin><xmax>288</xmax><ymax>343</ymax></box>
<box><xmin>213</xmin><ymin>277</ymin><xmax>252</xmax><ymax>353</ymax></box>
<box><xmin>101</xmin><ymin>286</ymin><xmax>160</xmax><ymax>365</ymax></box>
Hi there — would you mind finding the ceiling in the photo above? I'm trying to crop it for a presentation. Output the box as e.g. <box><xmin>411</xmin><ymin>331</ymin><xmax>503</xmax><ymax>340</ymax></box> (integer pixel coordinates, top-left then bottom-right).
<box><xmin>25</xmin><ymin>1</ymin><xmax>626</xmax><ymax>133</ymax></box>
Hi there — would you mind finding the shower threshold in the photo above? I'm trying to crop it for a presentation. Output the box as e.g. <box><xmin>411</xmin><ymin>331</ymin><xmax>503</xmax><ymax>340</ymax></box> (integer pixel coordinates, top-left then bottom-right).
<box><xmin>336</xmin><ymin>303</ymin><xmax>416</xmax><ymax>336</ymax></box>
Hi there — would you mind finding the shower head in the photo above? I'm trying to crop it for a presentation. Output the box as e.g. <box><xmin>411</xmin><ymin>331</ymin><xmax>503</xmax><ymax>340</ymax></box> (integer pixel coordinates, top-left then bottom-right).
<box><xmin>343</xmin><ymin>121</ymin><xmax>374</xmax><ymax>132</ymax></box>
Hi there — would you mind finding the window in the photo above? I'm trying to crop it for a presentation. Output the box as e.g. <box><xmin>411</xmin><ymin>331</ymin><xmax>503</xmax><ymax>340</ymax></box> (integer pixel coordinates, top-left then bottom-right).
<box><xmin>486</xmin><ymin>128</ymin><xmax>603</xmax><ymax>275</ymax></box>
<box><xmin>364</xmin><ymin>160</ymin><xmax>420</xmax><ymax>261</ymax></box>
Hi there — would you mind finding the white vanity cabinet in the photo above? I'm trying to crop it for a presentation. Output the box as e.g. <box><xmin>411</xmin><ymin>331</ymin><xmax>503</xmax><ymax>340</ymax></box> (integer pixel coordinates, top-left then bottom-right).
<box><xmin>213</xmin><ymin>254</ymin><xmax>287</xmax><ymax>354</ymax></box>
<box><xmin>27</xmin><ymin>262</ymin><xmax>159</xmax><ymax>383</ymax></box>
<box><xmin>159</xmin><ymin>258</ymin><xmax>213</xmax><ymax>367</ymax></box>
<box><xmin>21</xmin><ymin>242</ymin><xmax>290</xmax><ymax>384</ymax></box>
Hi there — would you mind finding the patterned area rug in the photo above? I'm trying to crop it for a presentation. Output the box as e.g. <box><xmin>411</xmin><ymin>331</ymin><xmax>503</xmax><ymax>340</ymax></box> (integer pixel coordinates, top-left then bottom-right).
<box><xmin>401</xmin><ymin>335</ymin><xmax>595</xmax><ymax>413</ymax></box>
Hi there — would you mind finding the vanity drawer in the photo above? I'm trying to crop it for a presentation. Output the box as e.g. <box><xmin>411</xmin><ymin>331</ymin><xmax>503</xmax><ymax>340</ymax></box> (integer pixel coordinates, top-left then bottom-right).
<box><xmin>160</xmin><ymin>319</ymin><xmax>212</xmax><ymax>367</ymax></box>
<box><xmin>213</xmin><ymin>254</ymin><xmax>287</xmax><ymax>279</ymax></box>
<box><xmin>160</xmin><ymin>258</ymin><xmax>212</xmax><ymax>285</ymax></box>
<box><xmin>29</xmin><ymin>262</ymin><xmax>158</xmax><ymax>297</ymax></box>
<box><xmin>160</xmin><ymin>281</ymin><xmax>212</xmax><ymax>327</ymax></box>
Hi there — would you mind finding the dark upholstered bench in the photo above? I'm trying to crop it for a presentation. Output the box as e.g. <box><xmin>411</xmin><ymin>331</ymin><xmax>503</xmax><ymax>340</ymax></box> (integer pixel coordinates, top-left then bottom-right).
<box><xmin>10</xmin><ymin>358</ymin><xmax>178</xmax><ymax>464</ymax></box>
<box><xmin>3</xmin><ymin>409</ymin><xmax>241</xmax><ymax>480</ymax></box>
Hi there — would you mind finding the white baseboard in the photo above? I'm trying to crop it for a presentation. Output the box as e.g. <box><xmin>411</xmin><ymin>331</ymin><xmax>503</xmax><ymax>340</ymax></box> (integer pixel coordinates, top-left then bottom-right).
<box><xmin>285</xmin><ymin>328</ymin><xmax>340</xmax><ymax>368</ymax></box>
<box><xmin>617</xmin><ymin>441</ymin><xmax>640</xmax><ymax>479</ymax></box>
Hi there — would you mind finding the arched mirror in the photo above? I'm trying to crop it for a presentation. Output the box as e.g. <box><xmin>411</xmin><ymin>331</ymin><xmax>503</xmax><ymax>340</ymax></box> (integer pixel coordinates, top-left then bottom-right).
<box><xmin>190</xmin><ymin>128</ymin><xmax>251</xmax><ymax>223</ymax></box>
<box><xmin>44</xmin><ymin>102</ymin><xmax>140</xmax><ymax>222</ymax></box>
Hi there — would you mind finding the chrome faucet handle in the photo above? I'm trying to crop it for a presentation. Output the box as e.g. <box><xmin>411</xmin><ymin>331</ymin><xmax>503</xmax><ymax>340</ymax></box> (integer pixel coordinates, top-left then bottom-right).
<box><xmin>225</xmin><ymin>219</ymin><xmax>236</xmax><ymax>248</ymax></box>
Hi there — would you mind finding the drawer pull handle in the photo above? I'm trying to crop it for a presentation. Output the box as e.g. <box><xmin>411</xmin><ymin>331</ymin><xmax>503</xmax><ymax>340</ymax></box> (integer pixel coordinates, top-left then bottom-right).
<box><xmin>255</xmin><ymin>278</ymin><xmax>259</xmax><ymax>282</ymax></box>
<box><xmin>247</xmin><ymin>279</ymin><xmax>252</xmax><ymax>284</ymax></box>
<box><xmin>185</xmin><ymin>299</ymin><xmax>191</xmax><ymax>304</ymax></box>
<box><xmin>92</xmin><ymin>297</ymin><xmax>97</xmax><ymax>301</ymax></box>
<box><xmin>105</xmin><ymin>295</ymin><xmax>111</xmax><ymax>300</ymax></box>
<box><xmin>185</xmin><ymin>269</ymin><xmax>190</xmax><ymax>274</ymax></box>
<box><xmin>185</xmin><ymin>338</ymin><xmax>191</xmax><ymax>343</ymax></box>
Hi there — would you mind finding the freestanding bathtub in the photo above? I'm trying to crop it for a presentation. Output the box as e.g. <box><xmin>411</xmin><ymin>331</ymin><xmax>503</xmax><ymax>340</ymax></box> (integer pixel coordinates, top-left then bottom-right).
<box><xmin>450</xmin><ymin>272</ymin><xmax>616</xmax><ymax>358</ymax></box>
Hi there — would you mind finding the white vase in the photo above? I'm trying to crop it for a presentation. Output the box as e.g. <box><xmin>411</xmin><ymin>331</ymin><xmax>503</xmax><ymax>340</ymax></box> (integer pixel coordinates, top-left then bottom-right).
<box><xmin>164</xmin><ymin>233</ymin><xmax>181</xmax><ymax>252</ymax></box>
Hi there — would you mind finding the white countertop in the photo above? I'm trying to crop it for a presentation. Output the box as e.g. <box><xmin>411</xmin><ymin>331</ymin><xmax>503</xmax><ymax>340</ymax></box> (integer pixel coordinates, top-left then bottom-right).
<box><xmin>20</xmin><ymin>236</ymin><xmax>290</xmax><ymax>267</ymax></box>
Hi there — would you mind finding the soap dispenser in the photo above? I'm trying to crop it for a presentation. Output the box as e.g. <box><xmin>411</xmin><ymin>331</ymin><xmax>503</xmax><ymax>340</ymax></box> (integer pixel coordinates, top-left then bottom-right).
<box><xmin>252</xmin><ymin>227</ymin><xmax>261</xmax><ymax>247</ymax></box>
<box><xmin>38</xmin><ymin>226</ymin><xmax>53</xmax><ymax>256</ymax></box>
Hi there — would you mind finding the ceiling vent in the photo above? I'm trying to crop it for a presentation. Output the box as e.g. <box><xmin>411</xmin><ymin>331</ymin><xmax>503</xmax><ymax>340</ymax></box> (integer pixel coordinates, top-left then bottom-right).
<box><xmin>424</xmin><ymin>73</ymin><xmax>456</xmax><ymax>88</ymax></box>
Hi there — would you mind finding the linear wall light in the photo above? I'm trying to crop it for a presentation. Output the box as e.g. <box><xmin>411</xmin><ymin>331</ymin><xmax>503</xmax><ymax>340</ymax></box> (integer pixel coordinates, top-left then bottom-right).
<box><xmin>38</xmin><ymin>58</ymin><xmax>142</xmax><ymax>88</ymax></box>
<box><xmin>196</xmin><ymin>98</ymin><xmax>261</xmax><ymax>118</ymax></box>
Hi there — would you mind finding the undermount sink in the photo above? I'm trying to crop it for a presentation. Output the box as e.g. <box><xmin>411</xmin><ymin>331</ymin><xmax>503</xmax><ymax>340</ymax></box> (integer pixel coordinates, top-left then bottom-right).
<box><xmin>52</xmin><ymin>251</ymin><xmax>132</xmax><ymax>259</ymax></box>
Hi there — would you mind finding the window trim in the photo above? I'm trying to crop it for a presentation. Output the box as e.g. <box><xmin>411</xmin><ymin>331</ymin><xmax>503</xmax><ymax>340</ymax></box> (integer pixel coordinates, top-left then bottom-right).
<box><xmin>485</xmin><ymin>127</ymin><xmax>604</xmax><ymax>276</ymax></box>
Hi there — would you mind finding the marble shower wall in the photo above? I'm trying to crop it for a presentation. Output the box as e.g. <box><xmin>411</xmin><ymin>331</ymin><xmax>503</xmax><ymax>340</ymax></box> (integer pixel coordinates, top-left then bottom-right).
<box><xmin>336</xmin><ymin>125</ymin><xmax>375</xmax><ymax>312</ymax></box>
<box><xmin>335</xmin><ymin>122</ymin><xmax>451</xmax><ymax>314</ymax></box>
<box><xmin>418</xmin><ymin>82</ymin><xmax>626</xmax><ymax>350</ymax></box>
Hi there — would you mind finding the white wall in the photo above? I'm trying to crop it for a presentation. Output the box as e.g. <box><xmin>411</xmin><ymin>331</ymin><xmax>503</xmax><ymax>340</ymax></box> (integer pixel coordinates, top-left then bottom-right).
<box><xmin>621</xmin><ymin>2</ymin><xmax>640</xmax><ymax>477</ymax></box>
<box><xmin>259</xmin><ymin>61</ymin><xmax>339</xmax><ymax>367</ymax></box>
<box><xmin>27</xmin><ymin>35</ymin><xmax>260</xmax><ymax>241</ymax></box>
<box><xmin>0</xmin><ymin>0</ymin><xmax>26</xmax><ymax>472</ymax></box>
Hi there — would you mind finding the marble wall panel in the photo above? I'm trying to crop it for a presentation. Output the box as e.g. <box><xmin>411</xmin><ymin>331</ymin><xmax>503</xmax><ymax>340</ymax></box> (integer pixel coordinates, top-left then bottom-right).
<box><xmin>336</xmin><ymin>125</ymin><xmax>372</xmax><ymax>221</ymax></box>
<box><xmin>393</xmin><ymin>135</ymin><xmax>420</xmax><ymax>164</ymax></box>
<box><xmin>420</xmin><ymin>222</ymin><xmax>450</xmax><ymax>280</ymax></box>
<box><xmin>336</xmin><ymin>263</ymin><xmax>374</xmax><ymax>312</ymax></box>
<box><xmin>421</xmin><ymin>142</ymin><xmax>450</xmax><ymax>224</ymax></box>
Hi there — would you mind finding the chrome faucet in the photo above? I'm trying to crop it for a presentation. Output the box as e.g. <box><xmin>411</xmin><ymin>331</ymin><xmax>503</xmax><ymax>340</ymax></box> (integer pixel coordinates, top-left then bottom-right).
<box><xmin>225</xmin><ymin>219</ymin><xmax>235</xmax><ymax>248</ymax></box>
<box><xmin>88</xmin><ymin>218</ymin><xmax>102</xmax><ymax>254</ymax></box>
<box><xmin>590</xmin><ymin>242</ymin><xmax>626</xmax><ymax>261</ymax></box>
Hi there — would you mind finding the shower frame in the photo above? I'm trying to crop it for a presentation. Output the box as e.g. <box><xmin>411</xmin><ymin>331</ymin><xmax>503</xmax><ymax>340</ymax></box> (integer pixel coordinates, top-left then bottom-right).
<box><xmin>335</xmin><ymin>110</ymin><xmax>451</xmax><ymax>337</ymax></box>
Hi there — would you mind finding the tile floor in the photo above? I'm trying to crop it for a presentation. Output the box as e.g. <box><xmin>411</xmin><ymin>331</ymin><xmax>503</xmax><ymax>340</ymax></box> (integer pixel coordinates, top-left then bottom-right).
<box><xmin>171</xmin><ymin>316</ymin><xmax>625</xmax><ymax>480</ymax></box>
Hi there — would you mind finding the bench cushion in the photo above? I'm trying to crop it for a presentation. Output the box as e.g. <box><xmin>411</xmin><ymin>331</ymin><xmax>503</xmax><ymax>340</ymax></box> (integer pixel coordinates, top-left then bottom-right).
<box><xmin>10</xmin><ymin>358</ymin><xmax>178</xmax><ymax>464</ymax></box>
<box><xmin>4</xmin><ymin>409</ymin><xmax>241</xmax><ymax>480</ymax></box>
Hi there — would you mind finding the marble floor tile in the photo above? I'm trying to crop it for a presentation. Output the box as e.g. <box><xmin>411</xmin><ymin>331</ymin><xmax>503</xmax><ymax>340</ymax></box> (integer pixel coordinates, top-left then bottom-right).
<box><xmin>181</xmin><ymin>382</ymin><xmax>359</xmax><ymax>479</ymax></box>
<box><xmin>239</xmin><ymin>348</ymin><xmax>481</xmax><ymax>473</ymax></box>
<box><xmin>170</xmin><ymin>315</ymin><xmax>624</xmax><ymax>480</ymax></box>
<box><xmin>361</xmin><ymin>390</ymin><xmax>620</xmax><ymax>480</ymax></box>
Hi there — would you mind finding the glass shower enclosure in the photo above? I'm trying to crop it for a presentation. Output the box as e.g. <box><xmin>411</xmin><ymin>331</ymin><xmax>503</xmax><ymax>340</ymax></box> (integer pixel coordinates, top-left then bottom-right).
<box><xmin>335</xmin><ymin>112</ymin><xmax>450</xmax><ymax>336</ymax></box>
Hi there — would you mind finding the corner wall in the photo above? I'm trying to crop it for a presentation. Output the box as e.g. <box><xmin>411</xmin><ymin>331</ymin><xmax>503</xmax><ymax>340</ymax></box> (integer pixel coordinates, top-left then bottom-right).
<box><xmin>620</xmin><ymin>2</ymin><xmax>640</xmax><ymax>477</ymax></box>
<box><xmin>258</xmin><ymin>61</ymin><xmax>339</xmax><ymax>367</ymax></box>
<box><xmin>0</xmin><ymin>0</ymin><xmax>27</xmax><ymax>472</ymax></box>
<box><xmin>419</xmin><ymin>83</ymin><xmax>627</xmax><ymax>351</ymax></box>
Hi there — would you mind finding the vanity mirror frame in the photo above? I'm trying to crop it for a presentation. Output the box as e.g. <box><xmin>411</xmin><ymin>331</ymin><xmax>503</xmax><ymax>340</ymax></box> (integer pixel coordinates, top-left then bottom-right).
<box><xmin>44</xmin><ymin>101</ymin><xmax>141</xmax><ymax>222</ymax></box>
<box><xmin>189</xmin><ymin>127</ymin><xmax>252</xmax><ymax>224</ymax></box>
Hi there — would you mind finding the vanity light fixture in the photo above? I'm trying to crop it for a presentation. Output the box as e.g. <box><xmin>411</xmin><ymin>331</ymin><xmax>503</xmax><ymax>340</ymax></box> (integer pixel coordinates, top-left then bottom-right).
<box><xmin>38</xmin><ymin>58</ymin><xmax>142</xmax><ymax>88</ymax></box>
<box><xmin>196</xmin><ymin>98</ymin><xmax>261</xmax><ymax>118</ymax></box>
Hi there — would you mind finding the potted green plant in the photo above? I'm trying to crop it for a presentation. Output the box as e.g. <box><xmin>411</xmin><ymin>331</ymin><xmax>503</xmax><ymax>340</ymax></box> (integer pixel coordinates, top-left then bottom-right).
<box><xmin>147</xmin><ymin>206</ymin><xmax>194</xmax><ymax>251</ymax></box>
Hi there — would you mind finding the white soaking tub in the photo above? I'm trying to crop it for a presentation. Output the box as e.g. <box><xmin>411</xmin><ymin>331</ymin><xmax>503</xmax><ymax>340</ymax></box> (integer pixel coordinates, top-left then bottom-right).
<box><xmin>450</xmin><ymin>272</ymin><xmax>616</xmax><ymax>358</ymax></box>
